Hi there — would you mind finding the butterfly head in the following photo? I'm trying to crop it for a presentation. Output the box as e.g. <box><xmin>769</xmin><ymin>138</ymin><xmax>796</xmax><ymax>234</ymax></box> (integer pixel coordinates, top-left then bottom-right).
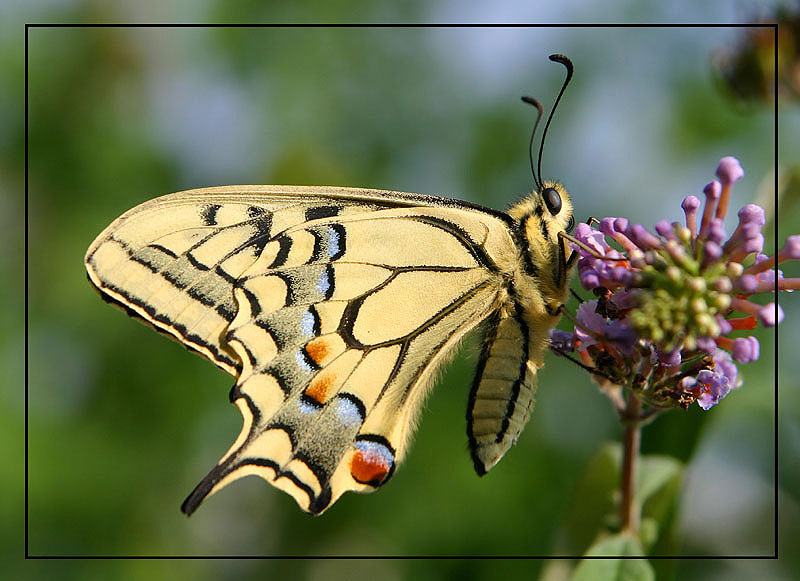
<box><xmin>507</xmin><ymin>180</ymin><xmax>575</xmax><ymax>303</ymax></box>
<box><xmin>539</xmin><ymin>180</ymin><xmax>574</xmax><ymax>235</ymax></box>
<box><xmin>508</xmin><ymin>181</ymin><xmax>573</xmax><ymax>250</ymax></box>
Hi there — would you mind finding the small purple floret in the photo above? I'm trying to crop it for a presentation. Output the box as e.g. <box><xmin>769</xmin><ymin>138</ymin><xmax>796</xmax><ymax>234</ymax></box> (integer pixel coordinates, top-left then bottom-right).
<box><xmin>780</xmin><ymin>235</ymin><xmax>800</xmax><ymax>260</ymax></box>
<box><xmin>695</xmin><ymin>336</ymin><xmax>717</xmax><ymax>352</ymax></box>
<box><xmin>628</xmin><ymin>223</ymin><xmax>662</xmax><ymax>250</ymax></box>
<box><xmin>735</xmin><ymin>274</ymin><xmax>759</xmax><ymax>293</ymax></box>
<box><xmin>703</xmin><ymin>241</ymin><xmax>722</xmax><ymax>261</ymax></box>
<box><xmin>706</xmin><ymin>219</ymin><xmax>727</xmax><ymax>244</ymax></box>
<box><xmin>655</xmin><ymin>220</ymin><xmax>674</xmax><ymax>239</ymax></box>
<box><xmin>713</xmin><ymin>349</ymin><xmax>739</xmax><ymax>388</ymax></box>
<box><xmin>757</xmin><ymin>303</ymin><xmax>783</xmax><ymax>326</ymax></box>
<box><xmin>716</xmin><ymin>156</ymin><xmax>745</xmax><ymax>185</ymax></box>
<box><xmin>703</xmin><ymin>181</ymin><xmax>722</xmax><ymax>200</ymax></box>
<box><xmin>738</xmin><ymin>204</ymin><xmax>765</xmax><ymax>227</ymax></box>
<box><xmin>681</xmin><ymin>195</ymin><xmax>700</xmax><ymax>212</ymax></box>
<box><xmin>731</xmin><ymin>336</ymin><xmax>760</xmax><ymax>363</ymax></box>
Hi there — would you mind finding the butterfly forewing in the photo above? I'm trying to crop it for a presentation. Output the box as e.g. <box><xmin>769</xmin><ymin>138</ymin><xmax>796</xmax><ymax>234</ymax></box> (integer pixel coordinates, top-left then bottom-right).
<box><xmin>85</xmin><ymin>192</ymin><xmax>279</xmax><ymax>374</ymax></box>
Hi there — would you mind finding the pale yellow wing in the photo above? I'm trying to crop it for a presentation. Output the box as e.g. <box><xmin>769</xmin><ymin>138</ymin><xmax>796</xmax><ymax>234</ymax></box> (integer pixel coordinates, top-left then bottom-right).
<box><xmin>86</xmin><ymin>185</ymin><xmax>525</xmax><ymax>514</ymax></box>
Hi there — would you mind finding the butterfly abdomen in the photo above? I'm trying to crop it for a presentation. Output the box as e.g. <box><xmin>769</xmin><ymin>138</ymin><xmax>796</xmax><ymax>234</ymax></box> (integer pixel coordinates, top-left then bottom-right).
<box><xmin>465</xmin><ymin>182</ymin><xmax>575</xmax><ymax>475</ymax></box>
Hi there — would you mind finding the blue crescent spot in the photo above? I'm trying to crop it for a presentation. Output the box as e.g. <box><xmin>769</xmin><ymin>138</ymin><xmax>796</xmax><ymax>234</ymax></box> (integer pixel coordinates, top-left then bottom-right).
<box><xmin>300</xmin><ymin>309</ymin><xmax>315</xmax><ymax>336</ymax></box>
<box><xmin>335</xmin><ymin>397</ymin><xmax>363</xmax><ymax>428</ymax></box>
<box><xmin>327</xmin><ymin>226</ymin><xmax>341</xmax><ymax>258</ymax></box>
<box><xmin>295</xmin><ymin>350</ymin><xmax>314</xmax><ymax>374</ymax></box>
<box><xmin>298</xmin><ymin>398</ymin><xmax>319</xmax><ymax>415</ymax></box>
<box><xmin>316</xmin><ymin>270</ymin><xmax>330</xmax><ymax>296</ymax></box>
<box><xmin>355</xmin><ymin>440</ymin><xmax>395</xmax><ymax>466</ymax></box>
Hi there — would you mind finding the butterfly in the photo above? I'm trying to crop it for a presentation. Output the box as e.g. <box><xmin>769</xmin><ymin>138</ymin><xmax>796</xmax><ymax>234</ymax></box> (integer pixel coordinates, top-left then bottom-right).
<box><xmin>84</xmin><ymin>55</ymin><xmax>577</xmax><ymax>515</ymax></box>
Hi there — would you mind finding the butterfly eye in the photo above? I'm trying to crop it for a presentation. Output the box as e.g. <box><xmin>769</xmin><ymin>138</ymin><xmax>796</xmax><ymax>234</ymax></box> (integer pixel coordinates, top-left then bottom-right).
<box><xmin>566</xmin><ymin>215</ymin><xmax>575</xmax><ymax>233</ymax></box>
<box><xmin>542</xmin><ymin>187</ymin><xmax>562</xmax><ymax>216</ymax></box>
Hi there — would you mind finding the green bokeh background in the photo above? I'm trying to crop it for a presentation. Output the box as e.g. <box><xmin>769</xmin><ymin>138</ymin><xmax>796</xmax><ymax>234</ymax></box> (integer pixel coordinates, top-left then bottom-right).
<box><xmin>8</xmin><ymin>8</ymin><xmax>800</xmax><ymax>581</ymax></box>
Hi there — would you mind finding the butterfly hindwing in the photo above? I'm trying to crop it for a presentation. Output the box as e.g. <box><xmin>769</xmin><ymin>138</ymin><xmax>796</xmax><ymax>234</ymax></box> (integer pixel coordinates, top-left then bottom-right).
<box><xmin>182</xmin><ymin>203</ymin><xmax>520</xmax><ymax>514</ymax></box>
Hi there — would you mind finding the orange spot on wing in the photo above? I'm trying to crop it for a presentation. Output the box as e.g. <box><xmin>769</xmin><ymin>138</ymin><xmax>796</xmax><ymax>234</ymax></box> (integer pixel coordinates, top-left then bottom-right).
<box><xmin>305</xmin><ymin>337</ymin><xmax>332</xmax><ymax>365</ymax></box>
<box><xmin>350</xmin><ymin>449</ymin><xmax>390</xmax><ymax>486</ymax></box>
<box><xmin>305</xmin><ymin>371</ymin><xmax>335</xmax><ymax>404</ymax></box>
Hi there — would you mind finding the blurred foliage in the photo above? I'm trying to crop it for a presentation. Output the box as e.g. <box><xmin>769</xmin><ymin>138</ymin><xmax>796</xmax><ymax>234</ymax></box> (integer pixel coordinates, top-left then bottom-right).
<box><xmin>9</xmin><ymin>7</ymin><xmax>798</xmax><ymax>581</ymax></box>
<box><xmin>712</xmin><ymin>5</ymin><xmax>800</xmax><ymax>105</ymax></box>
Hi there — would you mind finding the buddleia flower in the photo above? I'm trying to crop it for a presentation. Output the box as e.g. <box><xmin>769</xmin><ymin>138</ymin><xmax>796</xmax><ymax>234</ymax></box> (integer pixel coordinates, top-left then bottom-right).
<box><xmin>553</xmin><ymin>156</ymin><xmax>798</xmax><ymax>412</ymax></box>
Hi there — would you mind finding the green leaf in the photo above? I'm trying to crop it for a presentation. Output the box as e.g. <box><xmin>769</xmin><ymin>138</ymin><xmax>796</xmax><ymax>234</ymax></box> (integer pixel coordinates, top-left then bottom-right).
<box><xmin>562</xmin><ymin>443</ymin><xmax>622</xmax><ymax>553</ymax></box>
<box><xmin>638</xmin><ymin>455</ymin><xmax>684</xmax><ymax>518</ymax></box>
<box><xmin>637</xmin><ymin>455</ymin><xmax>684</xmax><ymax>551</ymax></box>
<box><xmin>572</xmin><ymin>534</ymin><xmax>654</xmax><ymax>581</ymax></box>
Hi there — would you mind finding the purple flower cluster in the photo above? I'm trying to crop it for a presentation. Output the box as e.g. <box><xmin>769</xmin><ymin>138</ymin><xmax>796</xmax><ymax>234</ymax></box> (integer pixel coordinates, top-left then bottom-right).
<box><xmin>553</xmin><ymin>157</ymin><xmax>798</xmax><ymax>410</ymax></box>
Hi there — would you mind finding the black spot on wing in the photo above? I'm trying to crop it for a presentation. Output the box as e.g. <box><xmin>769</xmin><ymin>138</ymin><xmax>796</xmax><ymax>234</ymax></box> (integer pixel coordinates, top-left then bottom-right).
<box><xmin>186</xmin><ymin>252</ymin><xmax>211</xmax><ymax>272</ymax></box>
<box><xmin>321</xmin><ymin>264</ymin><xmax>335</xmax><ymax>300</ymax></box>
<box><xmin>298</xmin><ymin>346</ymin><xmax>321</xmax><ymax>372</ymax></box>
<box><xmin>148</xmin><ymin>244</ymin><xmax>178</xmax><ymax>259</ymax></box>
<box><xmin>200</xmin><ymin>204</ymin><xmax>221</xmax><ymax>226</ymax></box>
<box><xmin>305</xmin><ymin>205</ymin><xmax>340</xmax><ymax>221</ymax></box>
<box><xmin>215</xmin><ymin>302</ymin><xmax>235</xmax><ymax>322</ymax></box>
<box><xmin>247</xmin><ymin>205</ymin><xmax>268</xmax><ymax>218</ymax></box>
<box><xmin>125</xmin><ymin>242</ymin><xmax>178</xmax><ymax>274</ymax></box>
<box><xmin>269</xmin><ymin>235</ymin><xmax>293</xmax><ymax>269</ymax></box>
<box><xmin>307</xmin><ymin>486</ymin><xmax>333</xmax><ymax>515</ymax></box>
<box><xmin>129</xmin><ymin>252</ymin><xmax>186</xmax><ymax>287</ymax></box>
<box><xmin>244</xmin><ymin>214</ymin><xmax>273</xmax><ymax>254</ymax></box>
<box><xmin>255</xmin><ymin>318</ymin><xmax>286</xmax><ymax>351</ymax></box>
<box><xmin>214</xmin><ymin>265</ymin><xmax>237</xmax><ymax>284</ymax></box>
<box><xmin>308</xmin><ymin>229</ymin><xmax>324</xmax><ymax>264</ymax></box>
<box><xmin>300</xmin><ymin>392</ymin><xmax>325</xmax><ymax>409</ymax></box>
<box><xmin>272</xmin><ymin>272</ymin><xmax>295</xmax><ymax>306</ymax></box>
<box><xmin>238</xmin><ymin>284</ymin><xmax>262</xmax><ymax>318</ymax></box>
<box><xmin>307</xmin><ymin>304</ymin><xmax>321</xmax><ymax>335</ymax></box>
<box><xmin>327</xmin><ymin>224</ymin><xmax>346</xmax><ymax>261</ymax></box>
<box><xmin>293</xmin><ymin>450</ymin><xmax>333</xmax><ymax>498</ymax></box>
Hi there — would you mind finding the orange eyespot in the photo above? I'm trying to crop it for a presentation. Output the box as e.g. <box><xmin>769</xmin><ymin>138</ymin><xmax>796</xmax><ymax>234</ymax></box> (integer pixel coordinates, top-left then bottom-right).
<box><xmin>350</xmin><ymin>438</ymin><xmax>395</xmax><ymax>486</ymax></box>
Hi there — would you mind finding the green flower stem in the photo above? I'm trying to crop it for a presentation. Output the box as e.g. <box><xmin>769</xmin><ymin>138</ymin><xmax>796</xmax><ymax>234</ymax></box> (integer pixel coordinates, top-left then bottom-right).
<box><xmin>620</xmin><ymin>388</ymin><xmax>642</xmax><ymax>535</ymax></box>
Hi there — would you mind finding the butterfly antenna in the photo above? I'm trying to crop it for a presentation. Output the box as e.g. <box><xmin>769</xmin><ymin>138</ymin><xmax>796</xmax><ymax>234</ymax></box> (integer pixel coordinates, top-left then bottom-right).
<box><xmin>521</xmin><ymin>95</ymin><xmax>544</xmax><ymax>190</ymax></box>
<box><xmin>537</xmin><ymin>54</ymin><xmax>574</xmax><ymax>186</ymax></box>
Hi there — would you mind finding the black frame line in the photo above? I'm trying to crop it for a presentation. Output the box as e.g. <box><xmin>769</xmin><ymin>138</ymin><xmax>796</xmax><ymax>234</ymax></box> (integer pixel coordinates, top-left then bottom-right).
<box><xmin>24</xmin><ymin>22</ymin><xmax>780</xmax><ymax>561</ymax></box>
